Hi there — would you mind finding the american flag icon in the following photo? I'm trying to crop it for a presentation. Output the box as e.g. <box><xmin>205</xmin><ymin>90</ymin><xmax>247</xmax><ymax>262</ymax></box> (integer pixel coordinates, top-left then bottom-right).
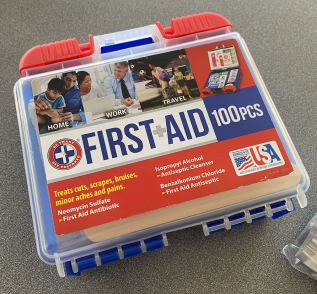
<box><xmin>234</xmin><ymin>155</ymin><xmax>256</xmax><ymax>171</ymax></box>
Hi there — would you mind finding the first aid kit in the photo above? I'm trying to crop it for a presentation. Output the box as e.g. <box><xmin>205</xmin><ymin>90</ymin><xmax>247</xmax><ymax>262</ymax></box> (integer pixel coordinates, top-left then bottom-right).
<box><xmin>14</xmin><ymin>12</ymin><xmax>309</xmax><ymax>277</ymax></box>
<box><xmin>202</xmin><ymin>45</ymin><xmax>241</xmax><ymax>95</ymax></box>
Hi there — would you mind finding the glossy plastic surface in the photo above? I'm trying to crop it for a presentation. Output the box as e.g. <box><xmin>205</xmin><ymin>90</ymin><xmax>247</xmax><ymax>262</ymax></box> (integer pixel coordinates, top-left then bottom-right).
<box><xmin>14</xmin><ymin>20</ymin><xmax>309</xmax><ymax>276</ymax></box>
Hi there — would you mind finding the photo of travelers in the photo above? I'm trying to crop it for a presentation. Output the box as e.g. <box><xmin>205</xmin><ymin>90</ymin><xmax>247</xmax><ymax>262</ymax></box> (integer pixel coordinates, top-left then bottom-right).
<box><xmin>128</xmin><ymin>48</ymin><xmax>200</xmax><ymax>111</ymax></box>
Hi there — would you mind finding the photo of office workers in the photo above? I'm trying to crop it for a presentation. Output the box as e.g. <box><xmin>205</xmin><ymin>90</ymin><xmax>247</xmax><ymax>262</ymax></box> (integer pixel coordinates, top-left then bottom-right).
<box><xmin>80</xmin><ymin>62</ymin><xmax>142</xmax><ymax>124</ymax></box>
<box><xmin>128</xmin><ymin>48</ymin><xmax>201</xmax><ymax>111</ymax></box>
<box><xmin>31</xmin><ymin>62</ymin><xmax>142</xmax><ymax>133</ymax></box>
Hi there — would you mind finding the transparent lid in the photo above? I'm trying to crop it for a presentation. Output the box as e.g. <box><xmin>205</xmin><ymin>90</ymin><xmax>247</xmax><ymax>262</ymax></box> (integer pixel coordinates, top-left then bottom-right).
<box><xmin>14</xmin><ymin>23</ymin><xmax>309</xmax><ymax>276</ymax></box>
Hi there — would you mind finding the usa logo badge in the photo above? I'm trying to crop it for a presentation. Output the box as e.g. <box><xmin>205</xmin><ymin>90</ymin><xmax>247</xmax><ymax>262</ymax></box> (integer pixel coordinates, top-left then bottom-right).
<box><xmin>229</xmin><ymin>141</ymin><xmax>284</xmax><ymax>176</ymax></box>
<box><xmin>47</xmin><ymin>139</ymin><xmax>82</xmax><ymax>170</ymax></box>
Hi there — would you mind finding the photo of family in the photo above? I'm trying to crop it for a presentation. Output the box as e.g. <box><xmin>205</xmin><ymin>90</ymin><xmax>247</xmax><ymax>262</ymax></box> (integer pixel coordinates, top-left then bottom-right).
<box><xmin>32</xmin><ymin>72</ymin><xmax>85</xmax><ymax>134</ymax></box>
<box><xmin>128</xmin><ymin>49</ymin><xmax>201</xmax><ymax>111</ymax></box>
<box><xmin>31</xmin><ymin>61</ymin><xmax>142</xmax><ymax>134</ymax></box>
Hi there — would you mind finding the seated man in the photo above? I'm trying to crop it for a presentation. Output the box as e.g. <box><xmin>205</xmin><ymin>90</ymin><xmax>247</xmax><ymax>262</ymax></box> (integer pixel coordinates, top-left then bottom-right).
<box><xmin>104</xmin><ymin>61</ymin><xmax>137</xmax><ymax>107</ymax></box>
<box><xmin>60</xmin><ymin>71</ymin><xmax>86</xmax><ymax>127</ymax></box>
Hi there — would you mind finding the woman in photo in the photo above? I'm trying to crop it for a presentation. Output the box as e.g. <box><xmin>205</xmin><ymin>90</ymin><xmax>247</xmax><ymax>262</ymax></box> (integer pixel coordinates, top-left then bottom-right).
<box><xmin>148</xmin><ymin>63</ymin><xmax>170</xmax><ymax>90</ymax></box>
<box><xmin>77</xmin><ymin>71</ymin><xmax>103</xmax><ymax>102</ymax></box>
<box><xmin>172</xmin><ymin>67</ymin><xmax>192</xmax><ymax>98</ymax></box>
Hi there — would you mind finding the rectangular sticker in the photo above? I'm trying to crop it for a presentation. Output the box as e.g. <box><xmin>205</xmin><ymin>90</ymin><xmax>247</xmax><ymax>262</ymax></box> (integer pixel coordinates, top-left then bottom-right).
<box><xmin>229</xmin><ymin>141</ymin><xmax>285</xmax><ymax>176</ymax></box>
<box><xmin>48</xmin><ymin>129</ymin><xmax>293</xmax><ymax>235</ymax></box>
<box><xmin>41</xmin><ymin>99</ymin><xmax>217</xmax><ymax>182</ymax></box>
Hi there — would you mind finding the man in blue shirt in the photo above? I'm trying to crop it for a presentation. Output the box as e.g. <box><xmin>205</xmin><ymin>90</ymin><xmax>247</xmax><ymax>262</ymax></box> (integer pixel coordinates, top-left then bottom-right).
<box><xmin>61</xmin><ymin>72</ymin><xmax>85</xmax><ymax>127</ymax></box>
<box><xmin>104</xmin><ymin>61</ymin><xmax>137</xmax><ymax>107</ymax></box>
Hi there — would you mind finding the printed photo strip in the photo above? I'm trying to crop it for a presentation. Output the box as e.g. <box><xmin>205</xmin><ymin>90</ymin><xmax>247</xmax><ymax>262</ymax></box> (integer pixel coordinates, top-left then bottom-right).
<box><xmin>31</xmin><ymin>43</ymin><xmax>241</xmax><ymax>135</ymax></box>
<box><xmin>31</xmin><ymin>63</ymin><xmax>143</xmax><ymax>134</ymax></box>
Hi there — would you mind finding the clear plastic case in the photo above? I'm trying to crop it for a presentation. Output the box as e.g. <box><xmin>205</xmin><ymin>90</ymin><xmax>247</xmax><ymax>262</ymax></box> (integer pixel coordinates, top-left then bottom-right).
<box><xmin>14</xmin><ymin>13</ymin><xmax>309</xmax><ymax>277</ymax></box>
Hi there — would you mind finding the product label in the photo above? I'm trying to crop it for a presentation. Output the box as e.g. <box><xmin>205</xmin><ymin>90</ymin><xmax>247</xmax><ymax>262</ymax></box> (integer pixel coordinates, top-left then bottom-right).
<box><xmin>41</xmin><ymin>101</ymin><xmax>216</xmax><ymax>182</ymax></box>
<box><xmin>30</xmin><ymin>38</ymin><xmax>294</xmax><ymax>235</ymax></box>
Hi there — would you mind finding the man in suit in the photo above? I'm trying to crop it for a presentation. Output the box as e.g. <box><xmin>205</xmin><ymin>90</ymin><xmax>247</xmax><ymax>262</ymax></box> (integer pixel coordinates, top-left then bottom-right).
<box><xmin>104</xmin><ymin>61</ymin><xmax>137</xmax><ymax>107</ymax></box>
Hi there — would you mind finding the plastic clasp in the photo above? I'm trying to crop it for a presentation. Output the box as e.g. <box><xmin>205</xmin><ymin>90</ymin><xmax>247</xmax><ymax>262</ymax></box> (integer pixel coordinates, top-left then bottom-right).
<box><xmin>156</xmin><ymin>12</ymin><xmax>232</xmax><ymax>39</ymax></box>
<box><xmin>19</xmin><ymin>34</ymin><xmax>94</xmax><ymax>75</ymax></box>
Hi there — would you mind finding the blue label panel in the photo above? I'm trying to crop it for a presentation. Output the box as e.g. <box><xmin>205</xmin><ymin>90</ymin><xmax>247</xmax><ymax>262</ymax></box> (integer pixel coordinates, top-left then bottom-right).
<box><xmin>203</xmin><ymin>86</ymin><xmax>274</xmax><ymax>141</ymax></box>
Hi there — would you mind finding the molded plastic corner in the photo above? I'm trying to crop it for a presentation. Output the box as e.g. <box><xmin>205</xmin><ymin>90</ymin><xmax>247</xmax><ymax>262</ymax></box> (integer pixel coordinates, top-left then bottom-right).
<box><xmin>19</xmin><ymin>35</ymin><xmax>94</xmax><ymax>74</ymax></box>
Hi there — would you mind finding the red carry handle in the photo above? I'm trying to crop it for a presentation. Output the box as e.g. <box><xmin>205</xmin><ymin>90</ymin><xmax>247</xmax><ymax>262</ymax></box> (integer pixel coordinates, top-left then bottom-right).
<box><xmin>19</xmin><ymin>34</ymin><xmax>94</xmax><ymax>75</ymax></box>
<box><xmin>156</xmin><ymin>12</ymin><xmax>232</xmax><ymax>39</ymax></box>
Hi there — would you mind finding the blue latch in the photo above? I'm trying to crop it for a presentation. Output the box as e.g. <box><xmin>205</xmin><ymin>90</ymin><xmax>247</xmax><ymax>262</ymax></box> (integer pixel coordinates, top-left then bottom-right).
<box><xmin>271</xmin><ymin>200</ymin><xmax>295</xmax><ymax>219</ymax></box>
<box><xmin>249</xmin><ymin>206</ymin><xmax>266</xmax><ymax>221</ymax></box>
<box><xmin>228</xmin><ymin>212</ymin><xmax>245</xmax><ymax>228</ymax></box>
<box><xmin>144</xmin><ymin>235</ymin><xmax>164</xmax><ymax>251</ymax></box>
<box><xmin>100</xmin><ymin>248</ymin><xmax>119</xmax><ymax>264</ymax></box>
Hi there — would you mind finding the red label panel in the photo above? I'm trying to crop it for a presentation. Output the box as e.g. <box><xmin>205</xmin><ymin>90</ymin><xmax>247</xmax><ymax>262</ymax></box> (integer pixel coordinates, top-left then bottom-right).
<box><xmin>48</xmin><ymin>128</ymin><xmax>293</xmax><ymax>235</ymax></box>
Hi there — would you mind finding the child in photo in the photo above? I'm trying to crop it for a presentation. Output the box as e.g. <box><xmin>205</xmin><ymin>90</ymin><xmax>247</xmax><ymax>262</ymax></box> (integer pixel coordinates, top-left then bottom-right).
<box><xmin>172</xmin><ymin>67</ymin><xmax>192</xmax><ymax>98</ymax></box>
<box><xmin>35</xmin><ymin>78</ymin><xmax>65</xmax><ymax>119</ymax></box>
